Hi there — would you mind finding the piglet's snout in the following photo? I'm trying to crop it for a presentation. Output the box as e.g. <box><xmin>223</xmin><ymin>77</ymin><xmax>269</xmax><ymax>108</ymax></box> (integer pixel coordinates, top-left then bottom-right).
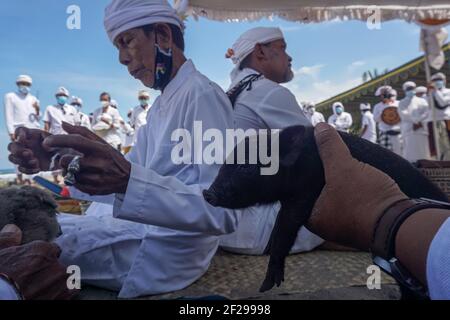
<box><xmin>203</xmin><ymin>189</ymin><xmax>219</xmax><ymax>207</ymax></box>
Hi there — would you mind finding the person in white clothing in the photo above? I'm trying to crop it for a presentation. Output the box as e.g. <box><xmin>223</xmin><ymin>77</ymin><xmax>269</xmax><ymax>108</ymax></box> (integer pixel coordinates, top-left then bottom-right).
<box><xmin>327</xmin><ymin>102</ymin><xmax>353</xmax><ymax>133</ymax></box>
<box><xmin>304</xmin><ymin>102</ymin><xmax>325</xmax><ymax>127</ymax></box>
<box><xmin>359</xmin><ymin>103</ymin><xmax>377</xmax><ymax>143</ymax></box>
<box><xmin>43</xmin><ymin>87</ymin><xmax>78</xmax><ymax>135</ymax></box>
<box><xmin>398</xmin><ymin>81</ymin><xmax>430</xmax><ymax>162</ymax></box>
<box><xmin>428</xmin><ymin>72</ymin><xmax>450</xmax><ymax>160</ymax></box>
<box><xmin>121</xmin><ymin>109</ymin><xmax>135</xmax><ymax>154</ymax></box>
<box><xmin>130</xmin><ymin>90</ymin><xmax>151</xmax><ymax>145</ymax></box>
<box><xmin>222</xmin><ymin>27</ymin><xmax>322</xmax><ymax>256</ymax></box>
<box><xmin>416</xmin><ymin>86</ymin><xmax>428</xmax><ymax>99</ymax></box>
<box><xmin>92</xmin><ymin>93</ymin><xmax>123</xmax><ymax>150</ymax></box>
<box><xmin>4</xmin><ymin>75</ymin><xmax>40</xmax><ymax>184</ymax></box>
<box><xmin>43</xmin><ymin>87</ymin><xmax>78</xmax><ymax>183</ymax></box>
<box><xmin>373</xmin><ymin>85</ymin><xmax>403</xmax><ymax>156</ymax></box>
<box><xmin>70</xmin><ymin>96</ymin><xmax>91</xmax><ymax>130</ymax></box>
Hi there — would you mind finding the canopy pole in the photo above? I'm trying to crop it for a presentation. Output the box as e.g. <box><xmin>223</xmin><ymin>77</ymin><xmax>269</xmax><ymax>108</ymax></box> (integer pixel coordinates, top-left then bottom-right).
<box><xmin>422</xmin><ymin>28</ymin><xmax>441</xmax><ymax>160</ymax></box>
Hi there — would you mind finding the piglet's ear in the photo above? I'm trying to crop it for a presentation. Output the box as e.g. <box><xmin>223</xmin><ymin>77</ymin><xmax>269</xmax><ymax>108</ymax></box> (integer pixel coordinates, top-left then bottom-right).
<box><xmin>279</xmin><ymin>128</ymin><xmax>307</xmax><ymax>167</ymax></box>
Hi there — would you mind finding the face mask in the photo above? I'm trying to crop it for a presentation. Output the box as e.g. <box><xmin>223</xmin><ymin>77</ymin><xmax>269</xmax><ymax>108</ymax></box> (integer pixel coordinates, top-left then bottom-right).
<box><xmin>101</xmin><ymin>101</ymin><xmax>110</xmax><ymax>108</ymax></box>
<box><xmin>434</xmin><ymin>80</ymin><xmax>445</xmax><ymax>89</ymax></box>
<box><xmin>57</xmin><ymin>96</ymin><xmax>68</xmax><ymax>105</ymax></box>
<box><xmin>73</xmin><ymin>105</ymin><xmax>82</xmax><ymax>112</ymax></box>
<box><xmin>18</xmin><ymin>85</ymin><xmax>30</xmax><ymax>95</ymax></box>
<box><xmin>153</xmin><ymin>41</ymin><xmax>173</xmax><ymax>90</ymax></box>
<box><xmin>336</xmin><ymin>107</ymin><xmax>343</xmax><ymax>115</ymax></box>
<box><xmin>139</xmin><ymin>99</ymin><xmax>149</xmax><ymax>106</ymax></box>
<box><xmin>406</xmin><ymin>90</ymin><xmax>416</xmax><ymax>98</ymax></box>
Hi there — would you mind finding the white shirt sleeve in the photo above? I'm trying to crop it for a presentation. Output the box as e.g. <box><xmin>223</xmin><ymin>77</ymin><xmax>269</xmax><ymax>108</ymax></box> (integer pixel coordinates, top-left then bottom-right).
<box><xmin>0</xmin><ymin>278</ymin><xmax>20</xmax><ymax>300</ymax></box>
<box><xmin>113</xmin><ymin>89</ymin><xmax>241</xmax><ymax>236</ymax></box>
<box><xmin>4</xmin><ymin>94</ymin><xmax>15</xmax><ymax>135</ymax></box>
<box><xmin>258</xmin><ymin>86</ymin><xmax>311</xmax><ymax>129</ymax></box>
<box><xmin>43</xmin><ymin>106</ymin><xmax>51</xmax><ymax>123</ymax></box>
<box><xmin>426</xmin><ymin>217</ymin><xmax>450</xmax><ymax>300</ymax></box>
<box><xmin>433</xmin><ymin>89</ymin><xmax>450</xmax><ymax>108</ymax></box>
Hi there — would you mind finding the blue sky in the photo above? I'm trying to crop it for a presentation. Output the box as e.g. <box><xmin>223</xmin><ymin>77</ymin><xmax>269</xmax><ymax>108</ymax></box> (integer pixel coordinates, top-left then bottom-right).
<box><xmin>1</xmin><ymin>0</ymin><xmax>449</xmax><ymax>169</ymax></box>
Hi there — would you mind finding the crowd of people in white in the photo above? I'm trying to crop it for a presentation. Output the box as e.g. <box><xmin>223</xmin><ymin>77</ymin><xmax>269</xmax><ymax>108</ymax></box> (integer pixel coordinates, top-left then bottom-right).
<box><xmin>303</xmin><ymin>72</ymin><xmax>450</xmax><ymax>163</ymax></box>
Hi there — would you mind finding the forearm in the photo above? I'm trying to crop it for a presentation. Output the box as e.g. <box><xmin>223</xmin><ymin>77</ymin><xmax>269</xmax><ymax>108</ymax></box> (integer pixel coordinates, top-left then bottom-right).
<box><xmin>360</xmin><ymin>125</ymin><xmax>367</xmax><ymax>137</ymax></box>
<box><xmin>395</xmin><ymin>208</ymin><xmax>450</xmax><ymax>287</ymax></box>
<box><xmin>113</xmin><ymin>163</ymin><xmax>241</xmax><ymax>235</ymax></box>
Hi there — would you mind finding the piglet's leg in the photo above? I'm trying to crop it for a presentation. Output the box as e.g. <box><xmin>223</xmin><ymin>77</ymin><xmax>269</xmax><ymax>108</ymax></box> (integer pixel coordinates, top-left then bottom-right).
<box><xmin>260</xmin><ymin>198</ymin><xmax>313</xmax><ymax>292</ymax></box>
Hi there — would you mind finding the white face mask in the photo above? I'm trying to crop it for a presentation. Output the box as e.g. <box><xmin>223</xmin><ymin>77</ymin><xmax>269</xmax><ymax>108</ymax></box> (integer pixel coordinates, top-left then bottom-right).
<box><xmin>101</xmin><ymin>101</ymin><xmax>110</xmax><ymax>108</ymax></box>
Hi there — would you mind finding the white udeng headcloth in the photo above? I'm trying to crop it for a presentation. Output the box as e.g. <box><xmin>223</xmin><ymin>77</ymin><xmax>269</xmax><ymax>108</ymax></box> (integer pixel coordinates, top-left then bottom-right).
<box><xmin>226</xmin><ymin>27</ymin><xmax>284</xmax><ymax>66</ymax></box>
<box><xmin>104</xmin><ymin>0</ymin><xmax>185</xmax><ymax>43</ymax></box>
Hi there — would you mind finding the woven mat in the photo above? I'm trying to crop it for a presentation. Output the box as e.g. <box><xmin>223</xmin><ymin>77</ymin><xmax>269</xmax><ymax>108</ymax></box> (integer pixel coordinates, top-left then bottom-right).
<box><xmin>79</xmin><ymin>250</ymin><xmax>399</xmax><ymax>300</ymax></box>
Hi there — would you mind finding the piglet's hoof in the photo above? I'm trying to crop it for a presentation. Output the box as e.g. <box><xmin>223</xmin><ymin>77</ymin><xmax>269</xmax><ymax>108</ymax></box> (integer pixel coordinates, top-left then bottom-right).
<box><xmin>259</xmin><ymin>261</ymin><xmax>285</xmax><ymax>292</ymax></box>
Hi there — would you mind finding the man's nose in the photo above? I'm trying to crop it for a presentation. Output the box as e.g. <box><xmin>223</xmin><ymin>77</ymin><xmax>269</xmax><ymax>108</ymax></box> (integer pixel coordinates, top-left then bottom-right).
<box><xmin>119</xmin><ymin>50</ymin><xmax>131</xmax><ymax>66</ymax></box>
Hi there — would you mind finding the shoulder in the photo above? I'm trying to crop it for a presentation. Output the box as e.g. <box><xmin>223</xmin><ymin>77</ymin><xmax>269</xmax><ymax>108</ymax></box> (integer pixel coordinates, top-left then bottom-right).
<box><xmin>4</xmin><ymin>92</ymin><xmax>16</xmax><ymax>100</ymax></box>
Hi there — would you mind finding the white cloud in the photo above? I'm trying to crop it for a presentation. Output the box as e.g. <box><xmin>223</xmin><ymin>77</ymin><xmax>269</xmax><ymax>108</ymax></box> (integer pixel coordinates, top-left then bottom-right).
<box><xmin>283</xmin><ymin>75</ymin><xmax>362</xmax><ymax>104</ymax></box>
<box><xmin>293</xmin><ymin>64</ymin><xmax>325</xmax><ymax>79</ymax></box>
<box><xmin>348</xmin><ymin>60</ymin><xmax>367</xmax><ymax>72</ymax></box>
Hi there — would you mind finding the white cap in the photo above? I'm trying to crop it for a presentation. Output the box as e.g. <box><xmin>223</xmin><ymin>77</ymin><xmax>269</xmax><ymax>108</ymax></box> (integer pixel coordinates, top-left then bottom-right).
<box><xmin>226</xmin><ymin>27</ymin><xmax>284</xmax><ymax>66</ymax></box>
<box><xmin>16</xmin><ymin>75</ymin><xmax>32</xmax><ymax>85</ymax></box>
<box><xmin>375</xmin><ymin>85</ymin><xmax>393</xmax><ymax>97</ymax></box>
<box><xmin>138</xmin><ymin>90</ymin><xmax>150</xmax><ymax>98</ymax></box>
<box><xmin>71</xmin><ymin>96</ymin><xmax>83</xmax><ymax>105</ymax></box>
<box><xmin>360</xmin><ymin>103</ymin><xmax>371</xmax><ymax>111</ymax></box>
<box><xmin>55</xmin><ymin>87</ymin><xmax>70</xmax><ymax>97</ymax></box>
<box><xmin>431</xmin><ymin>72</ymin><xmax>446</xmax><ymax>82</ymax></box>
<box><xmin>402</xmin><ymin>81</ymin><xmax>416</xmax><ymax>92</ymax></box>
<box><xmin>416</xmin><ymin>86</ymin><xmax>427</xmax><ymax>94</ymax></box>
<box><xmin>104</xmin><ymin>0</ymin><xmax>185</xmax><ymax>43</ymax></box>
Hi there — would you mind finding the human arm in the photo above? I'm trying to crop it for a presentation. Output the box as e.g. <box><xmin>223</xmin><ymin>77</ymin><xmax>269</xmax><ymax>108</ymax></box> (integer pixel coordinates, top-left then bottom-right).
<box><xmin>4</xmin><ymin>94</ymin><xmax>16</xmax><ymax>138</ymax></box>
<box><xmin>306</xmin><ymin>123</ymin><xmax>450</xmax><ymax>295</ymax></box>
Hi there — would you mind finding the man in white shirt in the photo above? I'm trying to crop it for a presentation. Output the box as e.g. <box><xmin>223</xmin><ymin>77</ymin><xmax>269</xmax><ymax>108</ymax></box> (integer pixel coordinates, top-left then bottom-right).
<box><xmin>91</xmin><ymin>93</ymin><xmax>123</xmax><ymax>150</ymax></box>
<box><xmin>221</xmin><ymin>27</ymin><xmax>323</xmax><ymax>255</ymax></box>
<box><xmin>4</xmin><ymin>75</ymin><xmax>41</xmax><ymax>185</ymax></box>
<box><xmin>398</xmin><ymin>81</ymin><xmax>430</xmax><ymax>162</ymax></box>
<box><xmin>43</xmin><ymin>87</ymin><xmax>77</xmax><ymax>135</ymax></box>
<box><xmin>70</xmin><ymin>96</ymin><xmax>91</xmax><ymax>130</ymax></box>
<box><xmin>373</xmin><ymin>85</ymin><xmax>403</xmax><ymax>156</ymax></box>
<box><xmin>359</xmin><ymin>103</ymin><xmax>377</xmax><ymax>143</ymax></box>
<box><xmin>43</xmin><ymin>87</ymin><xmax>78</xmax><ymax>183</ymax></box>
<box><xmin>130</xmin><ymin>90</ymin><xmax>151</xmax><ymax>145</ymax></box>
<box><xmin>327</xmin><ymin>102</ymin><xmax>353</xmax><ymax>133</ymax></box>
<box><xmin>428</xmin><ymin>72</ymin><xmax>450</xmax><ymax>160</ymax></box>
<box><xmin>304</xmin><ymin>102</ymin><xmax>325</xmax><ymax>127</ymax></box>
<box><xmin>8</xmin><ymin>0</ymin><xmax>240</xmax><ymax>299</ymax></box>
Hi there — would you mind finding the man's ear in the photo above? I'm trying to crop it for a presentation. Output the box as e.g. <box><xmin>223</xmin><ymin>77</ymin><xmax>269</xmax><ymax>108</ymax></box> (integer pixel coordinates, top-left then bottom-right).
<box><xmin>254</xmin><ymin>43</ymin><xmax>268</xmax><ymax>62</ymax></box>
<box><xmin>279</xmin><ymin>128</ymin><xmax>307</xmax><ymax>167</ymax></box>
<box><xmin>154</xmin><ymin>23</ymin><xmax>173</xmax><ymax>51</ymax></box>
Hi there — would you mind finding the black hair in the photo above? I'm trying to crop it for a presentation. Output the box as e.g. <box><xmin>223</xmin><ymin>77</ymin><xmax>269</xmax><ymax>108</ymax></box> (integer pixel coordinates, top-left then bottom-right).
<box><xmin>100</xmin><ymin>92</ymin><xmax>111</xmax><ymax>101</ymax></box>
<box><xmin>142</xmin><ymin>23</ymin><xmax>185</xmax><ymax>52</ymax></box>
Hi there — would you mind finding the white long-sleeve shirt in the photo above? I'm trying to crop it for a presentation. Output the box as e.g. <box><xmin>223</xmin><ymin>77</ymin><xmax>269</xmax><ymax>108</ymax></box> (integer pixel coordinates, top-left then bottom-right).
<box><xmin>43</xmin><ymin>104</ymin><xmax>78</xmax><ymax>135</ymax></box>
<box><xmin>91</xmin><ymin>106</ymin><xmax>122</xmax><ymax>147</ymax></box>
<box><xmin>130</xmin><ymin>104</ymin><xmax>149</xmax><ymax>145</ymax></box>
<box><xmin>328</xmin><ymin>112</ymin><xmax>353</xmax><ymax>133</ymax></box>
<box><xmin>373</xmin><ymin>100</ymin><xmax>401</xmax><ymax>132</ymax></box>
<box><xmin>307</xmin><ymin>111</ymin><xmax>326</xmax><ymax>127</ymax></box>
<box><xmin>399</xmin><ymin>96</ymin><xmax>429</xmax><ymax>136</ymax></box>
<box><xmin>222</xmin><ymin>67</ymin><xmax>323</xmax><ymax>255</ymax></box>
<box><xmin>56</xmin><ymin>60</ymin><xmax>242</xmax><ymax>298</ymax></box>
<box><xmin>430</xmin><ymin>88</ymin><xmax>450</xmax><ymax>121</ymax></box>
<box><xmin>4</xmin><ymin>92</ymin><xmax>40</xmax><ymax>135</ymax></box>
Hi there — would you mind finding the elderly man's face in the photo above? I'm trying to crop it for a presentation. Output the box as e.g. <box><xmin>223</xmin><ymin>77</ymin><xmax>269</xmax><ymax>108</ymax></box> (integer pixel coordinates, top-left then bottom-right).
<box><xmin>114</xmin><ymin>28</ymin><xmax>156</xmax><ymax>88</ymax></box>
<box><xmin>263</xmin><ymin>39</ymin><xmax>293</xmax><ymax>84</ymax></box>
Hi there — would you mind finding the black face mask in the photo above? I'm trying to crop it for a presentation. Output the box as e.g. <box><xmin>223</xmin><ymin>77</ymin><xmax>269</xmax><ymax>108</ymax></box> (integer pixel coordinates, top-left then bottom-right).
<box><xmin>153</xmin><ymin>39</ymin><xmax>173</xmax><ymax>91</ymax></box>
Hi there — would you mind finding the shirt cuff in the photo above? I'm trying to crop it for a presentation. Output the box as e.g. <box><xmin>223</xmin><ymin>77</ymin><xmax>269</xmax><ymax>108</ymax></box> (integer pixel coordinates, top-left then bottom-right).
<box><xmin>0</xmin><ymin>277</ymin><xmax>21</xmax><ymax>300</ymax></box>
<box><xmin>426</xmin><ymin>217</ymin><xmax>450</xmax><ymax>300</ymax></box>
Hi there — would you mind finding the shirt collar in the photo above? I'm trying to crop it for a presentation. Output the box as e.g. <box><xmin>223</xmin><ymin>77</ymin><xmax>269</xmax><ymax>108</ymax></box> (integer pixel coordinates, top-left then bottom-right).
<box><xmin>228</xmin><ymin>67</ymin><xmax>262</xmax><ymax>91</ymax></box>
<box><xmin>161</xmin><ymin>59</ymin><xmax>196</xmax><ymax>101</ymax></box>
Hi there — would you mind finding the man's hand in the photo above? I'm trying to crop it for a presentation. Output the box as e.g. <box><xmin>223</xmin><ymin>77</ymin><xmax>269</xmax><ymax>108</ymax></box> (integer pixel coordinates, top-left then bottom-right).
<box><xmin>43</xmin><ymin>122</ymin><xmax>131</xmax><ymax>195</ymax></box>
<box><xmin>8</xmin><ymin>127</ymin><xmax>54</xmax><ymax>174</ymax></box>
<box><xmin>9</xmin><ymin>133</ymin><xmax>15</xmax><ymax>142</ymax></box>
<box><xmin>306</xmin><ymin>123</ymin><xmax>408</xmax><ymax>251</ymax></box>
<box><xmin>33</xmin><ymin>101</ymin><xmax>40</xmax><ymax>115</ymax></box>
<box><xmin>0</xmin><ymin>241</ymin><xmax>77</xmax><ymax>300</ymax></box>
